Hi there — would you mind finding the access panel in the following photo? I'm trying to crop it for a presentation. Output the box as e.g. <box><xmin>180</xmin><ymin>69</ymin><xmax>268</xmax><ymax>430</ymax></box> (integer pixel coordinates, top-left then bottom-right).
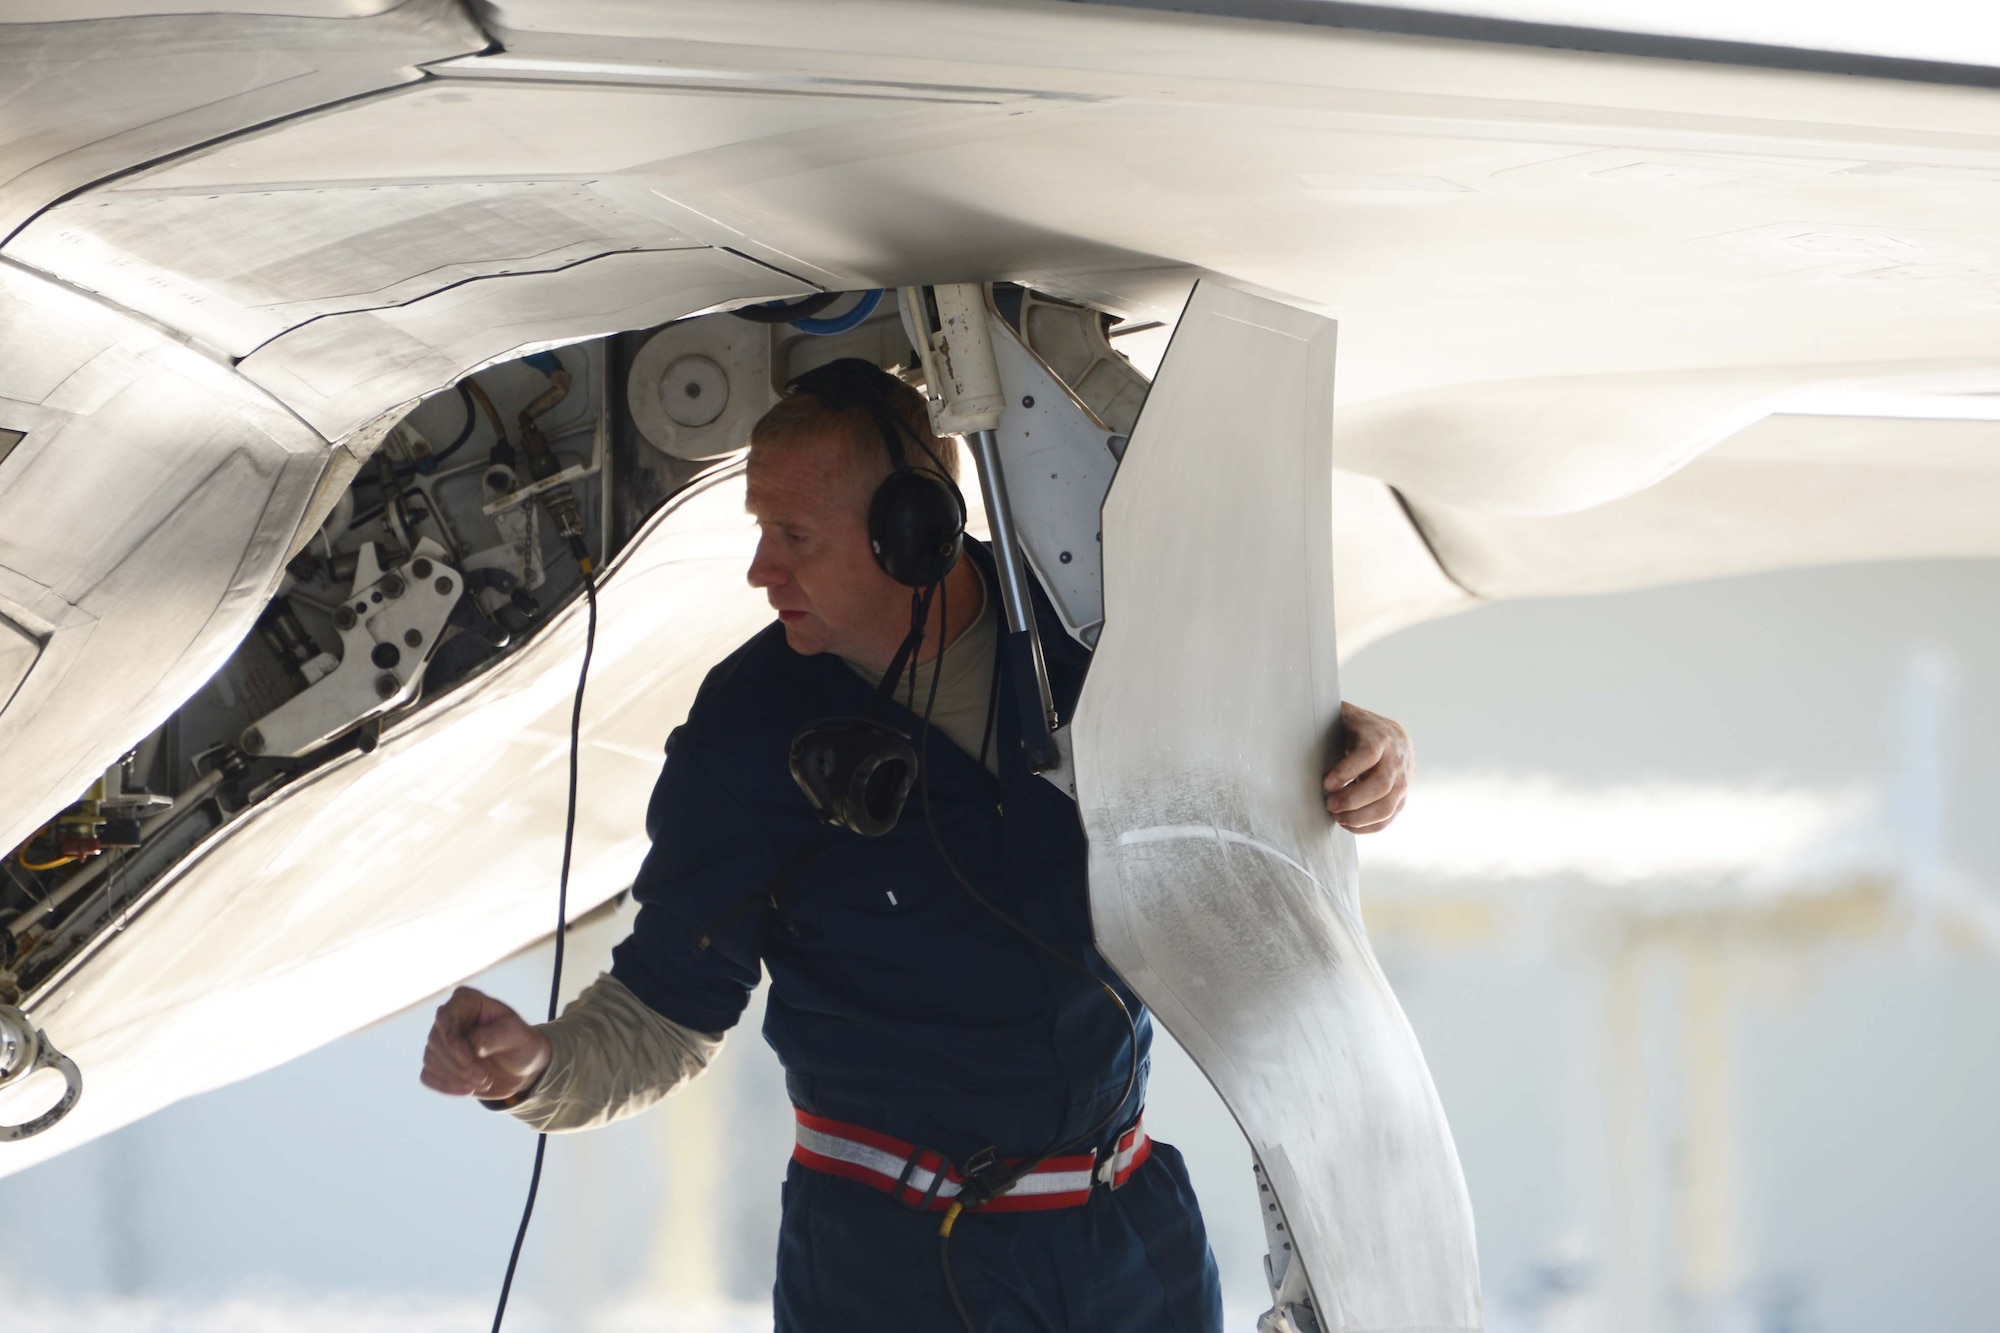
<box><xmin>1072</xmin><ymin>283</ymin><xmax>1480</xmax><ymax>1332</ymax></box>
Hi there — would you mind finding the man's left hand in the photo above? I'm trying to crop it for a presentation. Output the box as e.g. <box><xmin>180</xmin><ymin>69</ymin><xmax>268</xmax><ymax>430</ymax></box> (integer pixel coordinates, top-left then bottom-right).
<box><xmin>1322</xmin><ymin>701</ymin><xmax>1411</xmax><ymax>834</ymax></box>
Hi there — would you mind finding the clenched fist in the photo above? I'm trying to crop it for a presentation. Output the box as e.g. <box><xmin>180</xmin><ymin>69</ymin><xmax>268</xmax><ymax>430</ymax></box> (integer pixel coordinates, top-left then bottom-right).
<box><xmin>420</xmin><ymin>986</ymin><xmax>552</xmax><ymax>1102</ymax></box>
<box><xmin>1322</xmin><ymin>700</ymin><xmax>1412</xmax><ymax>834</ymax></box>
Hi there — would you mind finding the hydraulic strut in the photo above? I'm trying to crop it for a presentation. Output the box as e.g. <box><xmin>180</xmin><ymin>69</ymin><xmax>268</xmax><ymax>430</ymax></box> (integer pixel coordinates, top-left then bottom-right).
<box><xmin>901</xmin><ymin>284</ymin><xmax>1061</xmax><ymax>772</ymax></box>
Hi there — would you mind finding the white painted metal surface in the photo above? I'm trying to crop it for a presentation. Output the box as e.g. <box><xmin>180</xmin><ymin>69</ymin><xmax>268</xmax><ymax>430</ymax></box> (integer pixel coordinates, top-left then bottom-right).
<box><xmin>0</xmin><ymin>2</ymin><xmax>484</xmax><ymax>239</ymax></box>
<box><xmin>0</xmin><ymin>263</ymin><xmax>328</xmax><ymax>860</ymax></box>
<box><xmin>1400</xmin><ymin>410</ymin><xmax>2000</xmax><ymax>598</ymax></box>
<box><xmin>238</xmin><ymin>248</ymin><xmax>809</xmax><ymax>443</ymax></box>
<box><xmin>1069</xmin><ymin>0</ymin><xmax>2000</xmax><ymax>73</ymax></box>
<box><xmin>11</xmin><ymin>180</ymin><xmax>710</xmax><ymax>357</ymax></box>
<box><xmin>0</xmin><ymin>468</ymin><xmax>769</xmax><ymax>1177</ymax></box>
<box><xmin>241</xmin><ymin>540</ymin><xmax>462</xmax><ymax>758</ymax></box>
<box><xmin>988</xmin><ymin>309</ymin><xmax>1123</xmax><ymax>644</ymax></box>
<box><xmin>1074</xmin><ymin>285</ymin><xmax>1480</xmax><ymax>1330</ymax></box>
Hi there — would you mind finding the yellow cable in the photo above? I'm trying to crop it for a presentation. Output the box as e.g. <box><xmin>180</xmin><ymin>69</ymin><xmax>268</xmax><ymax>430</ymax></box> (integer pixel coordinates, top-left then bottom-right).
<box><xmin>463</xmin><ymin>377</ymin><xmax>509</xmax><ymax>442</ymax></box>
<box><xmin>939</xmin><ymin>1200</ymin><xmax>963</xmax><ymax>1238</ymax></box>
<box><xmin>18</xmin><ymin>850</ymin><xmax>74</xmax><ymax>872</ymax></box>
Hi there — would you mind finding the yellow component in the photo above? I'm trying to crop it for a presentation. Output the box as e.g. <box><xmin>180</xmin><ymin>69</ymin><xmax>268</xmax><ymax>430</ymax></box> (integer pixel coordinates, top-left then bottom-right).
<box><xmin>578</xmin><ymin>556</ymin><xmax>596</xmax><ymax>577</ymax></box>
<box><xmin>520</xmin><ymin>367</ymin><xmax>572</xmax><ymax>424</ymax></box>
<box><xmin>939</xmin><ymin>1200</ymin><xmax>964</xmax><ymax>1238</ymax></box>
<box><xmin>56</xmin><ymin>779</ymin><xmax>107</xmax><ymax>836</ymax></box>
<box><xmin>464</xmin><ymin>377</ymin><xmax>508</xmax><ymax>441</ymax></box>
<box><xmin>18</xmin><ymin>850</ymin><xmax>74</xmax><ymax>872</ymax></box>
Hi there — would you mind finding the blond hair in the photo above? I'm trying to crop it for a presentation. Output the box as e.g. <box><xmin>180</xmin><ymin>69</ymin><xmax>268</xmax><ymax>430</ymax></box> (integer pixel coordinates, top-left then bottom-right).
<box><xmin>747</xmin><ymin>371</ymin><xmax>960</xmax><ymax>498</ymax></box>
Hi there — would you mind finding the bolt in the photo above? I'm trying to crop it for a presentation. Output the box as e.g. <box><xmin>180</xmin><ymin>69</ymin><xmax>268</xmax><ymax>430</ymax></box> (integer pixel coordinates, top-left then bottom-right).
<box><xmin>371</xmin><ymin>642</ymin><xmax>401</xmax><ymax>669</ymax></box>
<box><xmin>1022</xmin><ymin>395</ymin><xmax>1035</xmax><ymax>408</ymax></box>
<box><xmin>241</xmin><ymin>727</ymin><xmax>266</xmax><ymax>756</ymax></box>
<box><xmin>1059</xmin><ymin>551</ymin><xmax>1072</xmax><ymax>564</ymax></box>
<box><xmin>380</xmin><ymin>574</ymin><xmax>406</xmax><ymax>599</ymax></box>
<box><xmin>411</xmin><ymin>558</ymin><xmax>433</xmax><ymax>579</ymax></box>
<box><xmin>435</xmin><ymin>576</ymin><xmax>454</xmax><ymax>596</ymax></box>
<box><xmin>374</xmin><ymin>672</ymin><xmax>400</xmax><ymax>701</ymax></box>
<box><xmin>404</xmin><ymin>628</ymin><xmax>422</xmax><ymax>648</ymax></box>
<box><xmin>333</xmin><ymin>607</ymin><xmax>357</xmax><ymax>631</ymax></box>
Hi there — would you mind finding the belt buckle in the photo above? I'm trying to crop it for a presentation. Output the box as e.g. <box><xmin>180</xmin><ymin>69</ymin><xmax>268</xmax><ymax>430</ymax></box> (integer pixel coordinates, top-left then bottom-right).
<box><xmin>956</xmin><ymin>1146</ymin><xmax>1015</xmax><ymax>1211</ymax></box>
<box><xmin>893</xmin><ymin>1145</ymin><xmax>953</xmax><ymax>1212</ymax></box>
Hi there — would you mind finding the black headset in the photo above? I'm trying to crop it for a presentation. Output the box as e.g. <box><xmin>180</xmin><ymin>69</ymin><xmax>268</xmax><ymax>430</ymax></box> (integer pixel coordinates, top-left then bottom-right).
<box><xmin>782</xmin><ymin>359</ymin><xmax>968</xmax><ymax>836</ymax></box>
<box><xmin>786</xmin><ymin>357</ymin><xmax>966</xmax><ymax>587</ymax></box>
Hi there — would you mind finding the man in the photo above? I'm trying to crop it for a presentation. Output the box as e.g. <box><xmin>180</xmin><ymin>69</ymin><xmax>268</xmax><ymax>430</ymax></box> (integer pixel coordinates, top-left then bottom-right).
<box><xmin>421</xmin><ymin>364</ymin><xmax>1413</xmax><ymax>1331</ymax></box>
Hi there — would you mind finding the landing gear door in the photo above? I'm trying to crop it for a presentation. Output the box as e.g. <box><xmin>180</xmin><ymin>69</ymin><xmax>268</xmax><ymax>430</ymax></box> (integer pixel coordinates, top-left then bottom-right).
<box><xmin>1072</xmin><ymin>283</ymin><xmax>1481</xmax><ymax>1333</ymax></box>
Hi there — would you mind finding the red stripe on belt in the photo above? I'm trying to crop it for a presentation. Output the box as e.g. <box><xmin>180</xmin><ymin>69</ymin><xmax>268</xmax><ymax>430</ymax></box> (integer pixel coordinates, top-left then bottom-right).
<box><xmin>792</xmin><ymin>1107</ymin><xmax>1151</xmax><ymax>1213</ymax></box>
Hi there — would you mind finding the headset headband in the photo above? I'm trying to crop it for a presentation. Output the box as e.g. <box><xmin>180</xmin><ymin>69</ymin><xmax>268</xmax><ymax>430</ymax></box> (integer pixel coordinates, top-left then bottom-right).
<box><xmin>785</xmin><ymin>358</ymin><xmax>928</xmax><ymax>475</ymax></box>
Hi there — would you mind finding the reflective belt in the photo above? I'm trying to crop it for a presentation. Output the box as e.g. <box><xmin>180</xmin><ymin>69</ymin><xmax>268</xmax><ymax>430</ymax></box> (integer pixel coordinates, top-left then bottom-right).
<box><xmin>792</xmin><ymin>1107</ymin><xmax>1151</xmax><ymax>1213</ymax></box>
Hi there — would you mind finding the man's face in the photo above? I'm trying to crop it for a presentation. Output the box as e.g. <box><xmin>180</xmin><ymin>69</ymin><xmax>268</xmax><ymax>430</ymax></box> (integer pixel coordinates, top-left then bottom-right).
<box><xmin>745</xmin><ymin>434</ymin><xmax>903</xmax><ymax>662</ymax></box>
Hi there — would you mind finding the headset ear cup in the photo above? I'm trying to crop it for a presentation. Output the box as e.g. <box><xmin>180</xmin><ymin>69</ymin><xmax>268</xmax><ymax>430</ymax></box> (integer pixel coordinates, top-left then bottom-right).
<box><xmin>869</xmin><ymin>469</ymin><xmax>965</xmax><ymax>587</ymax></box>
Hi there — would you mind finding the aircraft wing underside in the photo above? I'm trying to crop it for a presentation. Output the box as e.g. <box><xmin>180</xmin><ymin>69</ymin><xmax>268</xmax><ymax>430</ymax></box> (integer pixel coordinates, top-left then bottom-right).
<box><xmin>7</xmin><ymin>3</ymin><xmax>2000</xmax><ymax>1323</ymax></box>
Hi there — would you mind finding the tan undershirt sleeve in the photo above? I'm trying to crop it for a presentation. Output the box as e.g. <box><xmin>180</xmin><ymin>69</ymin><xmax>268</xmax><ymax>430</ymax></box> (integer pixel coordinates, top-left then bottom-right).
<box><xmin>498</xmin><ymin>972</ymin><xmax>724</xmax><ymax>1134</ymax></box>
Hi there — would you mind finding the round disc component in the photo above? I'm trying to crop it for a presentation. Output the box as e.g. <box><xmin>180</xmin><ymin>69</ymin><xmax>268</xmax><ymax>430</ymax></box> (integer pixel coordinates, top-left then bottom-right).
<box><xmin>627</xmin><ymin>324</ymin><xmax>769</xmax><ymax>460</ymax></box>
<box><xmin>660</xmin><ymin>355</ymin><xmax>729</xmax><ymax>427</ymax></box>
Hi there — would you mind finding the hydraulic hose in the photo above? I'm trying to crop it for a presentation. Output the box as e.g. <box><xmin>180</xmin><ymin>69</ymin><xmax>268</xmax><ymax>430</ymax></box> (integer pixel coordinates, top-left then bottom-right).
<box><xmin>728</xmin><ymin>292</ymin><xmax>841</xmax><ymax>324</ymax></box>
<box><xmin>791</xmin><ymin>289</ymin><xmax>885</xmax><ymax>336</ymax></box>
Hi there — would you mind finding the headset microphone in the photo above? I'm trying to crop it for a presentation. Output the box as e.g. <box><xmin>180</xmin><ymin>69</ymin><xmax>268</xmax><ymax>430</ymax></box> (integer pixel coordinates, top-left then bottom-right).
<box><xmin>789</xmin><ymin>717</ymin><xmax>917</xmax><ymax>838</ymax></box>
<box><xmin>789</xmin><ymin>580</ymin><xmax>935</xmax><ymax>838</ymax></box>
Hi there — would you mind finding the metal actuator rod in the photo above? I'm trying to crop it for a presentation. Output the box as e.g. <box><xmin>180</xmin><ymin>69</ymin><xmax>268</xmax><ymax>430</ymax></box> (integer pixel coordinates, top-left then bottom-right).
<box><xmin>900</xmin><ymin>284</ymin><xmax>1061</xmax><ymax>772</ymax></box>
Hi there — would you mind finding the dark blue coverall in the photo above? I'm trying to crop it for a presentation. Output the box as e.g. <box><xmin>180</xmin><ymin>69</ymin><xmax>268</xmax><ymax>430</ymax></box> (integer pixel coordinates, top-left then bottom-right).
<box><xmin>609</xmin><ymin>539</ymin><xmax>1224</xmax><ymax>1332</ymax></box>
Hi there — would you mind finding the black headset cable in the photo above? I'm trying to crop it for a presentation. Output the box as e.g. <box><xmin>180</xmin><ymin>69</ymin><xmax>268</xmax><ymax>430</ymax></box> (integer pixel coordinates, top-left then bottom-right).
<box><xmin>914</xmin><ymin>572</ymin><xmax>1140</xmax><ymax>1333</ymax></box>
<box><xmin>490</xmin><ymin>558</ymin><xmax>597</xmax><ymax>1333</ymax></box>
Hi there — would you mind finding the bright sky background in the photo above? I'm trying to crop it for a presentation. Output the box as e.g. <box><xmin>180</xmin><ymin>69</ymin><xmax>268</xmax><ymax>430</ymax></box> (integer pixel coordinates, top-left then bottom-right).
<box><xmin>1362</xmin><ymin>775</ymin><xmax>1880</xmax><ymax>887</ymax></box>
